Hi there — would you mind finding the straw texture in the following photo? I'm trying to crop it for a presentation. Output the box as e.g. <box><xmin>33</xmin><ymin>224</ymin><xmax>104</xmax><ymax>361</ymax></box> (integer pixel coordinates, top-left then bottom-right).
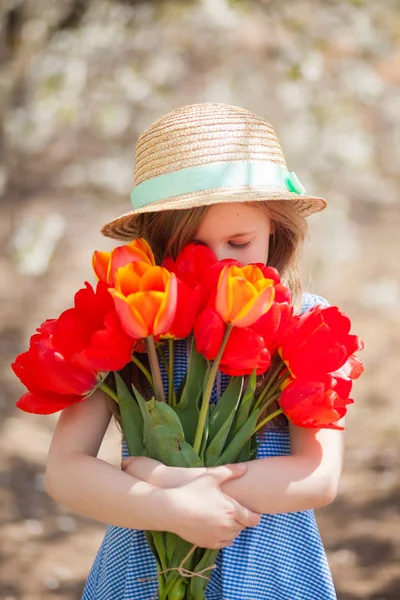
<box><xmin>101</xmin><ymin>103</ymin><xmax>326</xmax><ymax>240</ymax></box>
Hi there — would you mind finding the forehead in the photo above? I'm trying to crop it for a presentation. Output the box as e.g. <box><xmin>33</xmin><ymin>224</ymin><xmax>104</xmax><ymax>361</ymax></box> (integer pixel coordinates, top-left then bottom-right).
<box><xmin>196</xmin><ymin>202</ymin><xmax>267</xmax><ymax>235</ymax></box>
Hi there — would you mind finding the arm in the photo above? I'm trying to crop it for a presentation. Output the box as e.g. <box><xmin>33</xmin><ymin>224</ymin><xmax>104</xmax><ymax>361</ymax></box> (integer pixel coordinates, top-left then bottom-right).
<box><xmin>123</xmin><ymin>422</ymin><xmax>344</xmax><ymax>515</ymax></box>
<box><xmin>221</xmin><ymin>423</ymin><xmax>345</xmax><ymax>514</ymax></box>
<box><xmin>45</xmin><ymin>389</ymin><xmax>259</xmax><ymax>547</ymax></box>
<box><xmin>45</xmin><ymin>389</ymin><xmax>170</xmax><ymax>531</ymax></box>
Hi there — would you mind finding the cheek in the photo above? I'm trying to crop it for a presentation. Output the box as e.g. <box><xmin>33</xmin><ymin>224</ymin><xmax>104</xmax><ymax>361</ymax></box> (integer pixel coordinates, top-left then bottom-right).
<box><xmin>243</xmin><ymin>240</ymin><xmax>269</xmax><ymax>265</ymax></box>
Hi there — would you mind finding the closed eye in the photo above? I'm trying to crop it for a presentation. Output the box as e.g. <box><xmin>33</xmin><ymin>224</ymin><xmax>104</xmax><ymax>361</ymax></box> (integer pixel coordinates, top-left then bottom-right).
<box><xmin>228</xmin><ymin>241</ymin><xmax>250</xmax><ymax>249</ymax></box>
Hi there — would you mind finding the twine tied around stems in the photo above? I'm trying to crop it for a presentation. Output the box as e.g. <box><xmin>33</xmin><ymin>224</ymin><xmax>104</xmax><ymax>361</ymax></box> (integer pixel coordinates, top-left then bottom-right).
<box><xmin>137</xmin><ymin>544</ymin><xmax>217</xmax><ymax>600</ymax></box>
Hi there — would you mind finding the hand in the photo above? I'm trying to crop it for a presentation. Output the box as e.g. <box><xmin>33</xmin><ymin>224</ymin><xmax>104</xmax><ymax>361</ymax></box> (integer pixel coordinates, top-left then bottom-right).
<box><xmin>163</xmin><ymin>463</ymin><xmax>261</xmax><ymax>549</ymax></box>
<box><xmin>121</xmin><ymin>456</ymin><xmax>206</xmax><ymax>488</ymax></box>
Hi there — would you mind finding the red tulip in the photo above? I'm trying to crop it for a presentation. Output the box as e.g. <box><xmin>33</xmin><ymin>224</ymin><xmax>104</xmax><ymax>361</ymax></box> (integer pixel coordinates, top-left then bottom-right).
<box><xmin>162</xmin><ymin>243</ymin><xmax>217</xmax><ymax>290</ymax></box>
<box><xmin>331</xmin><ymin>354</ymin><xmax>364</xmax><ymax>381</ymax></box>
<box><xmin>194</xmin><ymin>307</ymin><xmax>271</xmax><ymax>376</ymax></box>
<box><xmin>92</xmin><ymin>238</ymin><xmax>155</xmax><ymax>285</ymax></box>
<box><xmin>162</xmin><ymin>277</ymin><xmax>200</xmax><ymax>339</ymax></box>
<box><xmin>162</xmin><ymin>244</ymin><xmax>219</xmax><ymax>337</ymax></box>
<box><xmin>162</xmin><ymin>244</ymin><xmax>214</xmax><ymax>338</ymax></box>
<box><xmin>280</xmin><ymin>376</ymin><xmax>353</xmax><ymax>430</ymax></box>
<box><xmin>252</xmin><ymin>302</ymin><xmax>294</xmax><ymax>355</ymax></box>
<box><xmin>12</xmin><ymin>282</ymin><xmax>134</xmax><ymax>414</ymax></box>
<box><xmin>279</xmin><ymin>305</ymin><xmax>364</xmax><ymax>379</ymax></box>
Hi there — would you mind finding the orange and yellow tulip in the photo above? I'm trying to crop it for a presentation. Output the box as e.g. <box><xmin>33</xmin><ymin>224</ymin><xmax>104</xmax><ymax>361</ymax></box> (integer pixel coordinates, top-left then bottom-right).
<box><xmin>92</xmin><ymin>238</ymin><xmax>155</xmax><ymax>286</ymax></box>
<box><xmin>215</xmin><ymin>264</ymin><xmax>275</xmax><ymax>328</ymax></box>
<box><xmin>109</xmin><ymin>262</ymin><xmax>178</xmax><ymax>339</ymax></box>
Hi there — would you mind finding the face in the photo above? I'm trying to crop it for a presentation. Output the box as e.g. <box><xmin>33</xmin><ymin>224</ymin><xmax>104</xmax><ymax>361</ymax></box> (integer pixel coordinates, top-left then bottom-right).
<box><xmin>193</xmin><ymin>202</ymin><xmax>272</xmax><ymax>264</ymax></box>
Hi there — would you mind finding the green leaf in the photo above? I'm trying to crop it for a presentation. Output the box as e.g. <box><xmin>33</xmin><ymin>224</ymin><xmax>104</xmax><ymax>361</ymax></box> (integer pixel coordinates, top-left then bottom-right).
<box><xmin>145</xmin><ymin>531</ymin><xmax>163</xmax><ymax>573</ymax></box>
<box><xmin>199</xmin><ymin>407</ymin><xmax>209</xmax><ymax>462</ymax></box>
<box><xmin>175</xmin><ymin>373</ymin><xmax>187</xmax><ymax>403</ymax></box>
<box><xmin>165</xmin><ymin>531</ymin><xmax>177</xmax><ymax>563</ymax></box>
<box><xmin>235</xmin><ymin>438</ymin><xmax>251</xmax><ymax>463</ymax></box>
<box><xmin>189</xmin><ymin>548</ymin><xmax>219</xmax><ymax>599</ymax></box>
<box><xmin>132</xmin><ymin>384</ymin><xmax>203</xmax><ymax>467</ymax></box>
<box><xmin>181</xmin><ymin>338</ymin><xmax>209</xmax><ymax>408</ymax></box>
<box><xmin>205</xmin><ymin>378</ymin><xmax>243</xmax><ymax>466</ymax></box>
<box><xmin>208</xmin><ymin>376</ymin><xmax>243</xmax><ymax>440</ymax></box>
<box><xmin>172</xmin><ymin>340</ymin><xmax>208</xmax><ymax>446</ymax></box>
<box><xmin>152</xmin><ymin>531</ymin><xmax>167</xmax><ymax>572</ymax></box>
<box><xmin>250</xmin><ymin>431</ymin><xmax>263</xmax><ymax>459</ymax></box>
<box><xmin>249</xmin><ymin>439</ymin><xmax>263</xmax><ymax>460</ymax></box>
<box><xmin>215</xmin><ymin>410</ymin><xmax>260</xmax><ymax>466</ymax></box>
<box><xmin>236</xmin><ymin>435</ymin><xmax>261</xmax><ymax>462</ymax></box>
<box><xmin>114</xmin><ymin>373</ymin><xmax>144</xmax><ymax>456</ymax></box>
<box><xmin>230</xmin><ymin>370</ymin><xmax>257</xmax><ymax>441</ymax></box>
<box><xmin>163</xmin><ymin>534</ymin><xmax>194</xmax><ymax>599</ymax></box>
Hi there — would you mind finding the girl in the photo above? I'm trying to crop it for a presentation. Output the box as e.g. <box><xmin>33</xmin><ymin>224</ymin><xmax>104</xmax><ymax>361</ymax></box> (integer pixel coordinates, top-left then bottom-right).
<box><xmin>45</xmin><ymin>103</ymin><xmax>342</xmax><ymax>599</ymax></box>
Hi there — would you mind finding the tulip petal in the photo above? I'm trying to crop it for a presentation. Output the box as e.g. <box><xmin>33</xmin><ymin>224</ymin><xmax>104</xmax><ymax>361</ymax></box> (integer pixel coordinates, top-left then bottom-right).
<box><xmin>92</xmin><ymin>250</ymin><xmax>111</xmax><ymax>282</ymax></box>
<box><xmin>140</xmin><ymin>266</ymin><xmax>169</xmax><ymax>292</ymax></box>
<box><xmin>75</xmin><ymin>311</ymin><xmax>134</xmax><ymax>371</ymax></box>
<box><xmin>114</xmin><ymin>262</ymin><xmax>150</xmax><ymax>296</ymax></box>
<box><xmin>92</xmin><ymin>238</ymin><xmax>155</xmax><ymax>285</ymax></box>
<box><xmin>128</xmin><ymin>238</ymin><xmax>156</xmax><ymax>265</ymax></box>
<box><xmin>220</xmin><ymin>327</ymin><xmax>271</xmax><ymax>376</ymax></box>
<box><xmin>280</xmin><ymin>305</ymin><xmax>364</xmax><ymax>379</ymax></box>
<box><xmin>233</xmin><ymin>285</ymin><xmax>275</xmax><ymax>328</ymax></box>
<box><xmin>215</xmin><ymin>266</ymin><xmax>232</xmax><ymax>322</ymax></box>
<box><xmin>229</xmin><ymin>276</ymin><xmax>258</xmax><ymax>321</ymax></box>
<box><xmin>280</xmin><ymin>378</ymin><xmax>350</xmax><ymax>430</ymax></box>
<box><xmin>108</xmin><ymin>246</ymin><xmax>150</xmax><ymax>285</ymax></box>
<box><xmin>110</xmin><ymin>290</ymin><xmax>149</xmax><ymax>339</ymax></box>
<box><xmin>331</xmin><ymin>354</ymin><xmax>364</xmax><ymax>381</ymax></box>
<box><xmin>16</xmin><ymin>391</ymin><xmax>86</xmax><ymax>414</ymax></box>
<box><xmin>163</xmin><ymin>280</ymin><xmax>200</xmax><ymax>339</ymax></box>
<box><xmin>154</xmin><ymin>272</ymin><xmax>178</xmax><ymax>336</ymax></box>
<box><xmin>194</xmin><ymin>308</ymin><xmax>225</xmax><ymax>360</ymax></box>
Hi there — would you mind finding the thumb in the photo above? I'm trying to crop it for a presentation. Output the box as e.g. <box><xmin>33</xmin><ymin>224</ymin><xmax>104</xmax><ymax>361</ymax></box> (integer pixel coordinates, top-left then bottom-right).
<box><xmin>207</xmin><ymin>463</ymin><xmax>247</xmax><ymax>483</ymax></box>
<box><xmin>121</xmin><ymin>457</ymin><xmax>136</xmax><ymax>471</ymax></box>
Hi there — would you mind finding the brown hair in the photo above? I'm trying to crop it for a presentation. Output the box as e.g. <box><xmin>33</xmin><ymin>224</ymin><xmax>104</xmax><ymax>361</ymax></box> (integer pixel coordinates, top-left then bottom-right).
<box><xmin>107</xmin><ymin>200</ymin><xmax>308</xmax><ymax>434</ymax></box>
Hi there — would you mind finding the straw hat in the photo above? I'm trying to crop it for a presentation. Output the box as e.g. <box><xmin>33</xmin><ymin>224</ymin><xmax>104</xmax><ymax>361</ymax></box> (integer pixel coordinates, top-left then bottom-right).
<box><xmin>101</xmin><ymin>103</ymin><xmax>327</xmax><ymax>240</ymax></box>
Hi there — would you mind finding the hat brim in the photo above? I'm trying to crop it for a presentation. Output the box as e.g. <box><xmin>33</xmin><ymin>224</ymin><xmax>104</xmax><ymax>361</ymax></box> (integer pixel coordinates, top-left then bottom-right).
<box><xmin>101</xmin><ymin>185</ymin><xmax>327</xmax><ymax>240</ymax></box>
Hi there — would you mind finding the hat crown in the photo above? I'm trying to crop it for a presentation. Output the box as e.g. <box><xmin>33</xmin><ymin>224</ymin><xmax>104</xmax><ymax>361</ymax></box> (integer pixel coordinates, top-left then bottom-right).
<box><xmin>134</xmin><ymin>103</ymin><xmax>288</xmax><ymax>187</ymax></box>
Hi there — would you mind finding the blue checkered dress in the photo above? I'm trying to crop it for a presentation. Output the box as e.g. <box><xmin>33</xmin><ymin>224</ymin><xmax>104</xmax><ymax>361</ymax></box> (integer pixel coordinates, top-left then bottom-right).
<box><xmin>82</xmin><ymin>294</ymin><xmax>337</xmax><ymax>600</ymax></box>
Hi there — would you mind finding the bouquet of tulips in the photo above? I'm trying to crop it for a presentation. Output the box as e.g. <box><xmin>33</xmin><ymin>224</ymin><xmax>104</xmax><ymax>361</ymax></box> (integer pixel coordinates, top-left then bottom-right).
<box><xmin>12</xmin><ymin>239</ymin><xmax>364</xmax><ymax>600</ymax></box>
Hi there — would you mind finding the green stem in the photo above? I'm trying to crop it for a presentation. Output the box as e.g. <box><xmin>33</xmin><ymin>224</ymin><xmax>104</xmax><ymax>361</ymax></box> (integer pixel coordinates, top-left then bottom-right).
<box><xmin>257</xmin><ymin>390</ymin><xmax>281</xmax><ymax>418</ymax></box>
<box><xmin>131</xmin><ymin>354</ymin><xmax>153</xmax><ymax>386</ymax></box>
<box><xmin>254</xmin><ymin>408</ymin><xmax>283</xmax><ymax>434</ymax></box>
<box><xmin>146</xmin><ymin>335</ymin><xmax>165</xmax><ymax>403</ymax></box>
<box><xmin>99</xmin><ymin>382</ymin><xmax>119</xmax><ymax>404</ymax></box>
<box><xmin>193</xmin><ymin>323</ymin><xmax>233</xmax><ymax>455</ymax></box>
<box><xmin>168</xmin><ymin>338</ymin><xmax>175</xmax><ymax>406</ymax></box>
<box><xmin>254</xmin><ymin>362</ymin><xmax>283</xmax><ymax>410</ymax></box>
<box><xmin>255</xmin><ymin>364</ymin><xmax>289</xmax><ymax>410</ymax></box>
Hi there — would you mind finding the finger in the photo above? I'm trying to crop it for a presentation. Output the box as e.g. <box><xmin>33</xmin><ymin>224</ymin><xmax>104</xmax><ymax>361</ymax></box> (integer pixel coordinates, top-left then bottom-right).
<box><xmin>228</xmin><ymin>527</ymin><xmax>243</xmax><ymax>536</ymax></box>
<box><xmin>121</xmin><ymin>457</ymin><xmax>136</xmax><ymax>471</ymax></box>
<box><xmin>206</xmin><ymin>463</ymin><xmax>247</xmax><ymax>483</ymax></box>
<box><xmin>234</xmin><ymin>504</ymin><xmax>261</xmax><ymax>528</ymax></box>
<box><xmin>217</xmin><ymin>540</ymin><xmax>234</xmax><ymax>548</ymax></box>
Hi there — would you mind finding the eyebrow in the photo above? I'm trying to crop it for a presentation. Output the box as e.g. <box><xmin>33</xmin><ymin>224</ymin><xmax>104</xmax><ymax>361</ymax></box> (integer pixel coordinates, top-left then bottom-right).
<box><xmin>228</xmin><ymin>231</ymin><xmax>255</xmax><ymax>239</ymax></box>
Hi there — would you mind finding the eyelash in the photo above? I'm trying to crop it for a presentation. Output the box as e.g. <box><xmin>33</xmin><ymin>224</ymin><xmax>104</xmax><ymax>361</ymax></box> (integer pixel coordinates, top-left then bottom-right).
<box><xmin>228</xmin><ymin>241</ymin><xmax>250</xmax><ymax>249</ymax></box>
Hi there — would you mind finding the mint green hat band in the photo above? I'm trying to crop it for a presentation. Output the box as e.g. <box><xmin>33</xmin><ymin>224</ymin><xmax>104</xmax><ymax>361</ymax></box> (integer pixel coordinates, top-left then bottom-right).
<box><xmin>130</xmin><ymin>160</ymin><xmax>306</xmax><ymax>209</ymax></box>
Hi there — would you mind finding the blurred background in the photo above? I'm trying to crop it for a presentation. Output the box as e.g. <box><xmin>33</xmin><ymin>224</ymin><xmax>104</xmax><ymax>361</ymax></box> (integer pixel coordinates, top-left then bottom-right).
<box><xmin>1</xmin><ymin>0</ymin><xmax>399</xmax><ymax>598</ymax></box>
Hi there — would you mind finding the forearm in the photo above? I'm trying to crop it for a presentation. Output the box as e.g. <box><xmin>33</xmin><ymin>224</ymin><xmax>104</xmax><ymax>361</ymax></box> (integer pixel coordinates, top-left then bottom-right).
<box><xmin>45</xmin><ymin>451</ymin><xmax>169</xmax><ymax>531</ymax></box>
<box><xmin>221</xmin><ymin>454</ymin><xmax>339</xmax><ymax>514</ymax></box>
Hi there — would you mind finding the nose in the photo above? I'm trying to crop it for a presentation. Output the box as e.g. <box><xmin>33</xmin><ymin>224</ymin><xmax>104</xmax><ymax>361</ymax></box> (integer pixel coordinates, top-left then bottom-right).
<box><xmin>210</xmin><ymin>245</ymin><xmax>235</xmax><ymax>262</ymax></box>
